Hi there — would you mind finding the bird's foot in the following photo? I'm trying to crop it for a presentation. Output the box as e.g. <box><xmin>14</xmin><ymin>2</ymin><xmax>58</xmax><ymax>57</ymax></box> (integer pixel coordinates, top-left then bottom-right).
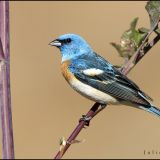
<box><xmin>79</xmin><ymin>115</ymin><xmax>92</xmax><ymax>127</ymax></box>
<box><xmin>79</xmin><ymin>104</ymin><xmax>106</xmax><ymax>127</ymax></box>
<box><xmin>92</xmin><ymin>103</ymin><xmax>107</xmax><ymax>117</ymax></box>
<box><xmin>100</xmin><ymin>104</ymin><xmax>107</xmax><ymax>109</ymax></box>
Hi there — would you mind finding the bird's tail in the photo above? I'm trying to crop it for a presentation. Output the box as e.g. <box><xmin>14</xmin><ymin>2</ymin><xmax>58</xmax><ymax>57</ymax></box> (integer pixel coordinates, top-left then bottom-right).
<box><xmin>139</xmin><ymin>105</ymin><xmax>160</xmax><ymax>117</ymax></box>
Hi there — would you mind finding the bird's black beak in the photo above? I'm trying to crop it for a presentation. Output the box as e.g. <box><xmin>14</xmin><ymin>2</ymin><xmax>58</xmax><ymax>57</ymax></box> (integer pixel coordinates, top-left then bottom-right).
<box><xmin>49</xmin><ymin>39</ymin><xmax>62</xmax><ymax>47</ymax></box>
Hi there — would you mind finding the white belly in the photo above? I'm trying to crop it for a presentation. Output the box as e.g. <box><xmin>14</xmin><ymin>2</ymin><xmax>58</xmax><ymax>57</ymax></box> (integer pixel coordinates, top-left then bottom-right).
<box><xmin>70</xmin><ymin>78</ymin><xmax>118</xmax><ymax>104</ymax></box>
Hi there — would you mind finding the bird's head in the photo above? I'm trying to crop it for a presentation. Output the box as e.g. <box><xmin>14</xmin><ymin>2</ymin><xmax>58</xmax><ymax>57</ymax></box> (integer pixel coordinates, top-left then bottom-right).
<box><xmin>49</xmin><ymin>34</ymin><xmax>93</xmax><ymax>61</ymax></box>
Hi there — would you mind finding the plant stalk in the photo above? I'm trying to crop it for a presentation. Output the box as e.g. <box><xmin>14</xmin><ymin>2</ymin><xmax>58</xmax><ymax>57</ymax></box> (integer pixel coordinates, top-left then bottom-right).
<box><xmin>0</xmin><ymin>1</ymin><xmax>14</xmax><ymax>159</ymax></box>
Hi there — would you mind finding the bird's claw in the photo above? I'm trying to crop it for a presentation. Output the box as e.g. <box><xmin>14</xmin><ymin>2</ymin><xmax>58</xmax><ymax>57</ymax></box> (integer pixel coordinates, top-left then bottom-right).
<box><xmin>79</xmin><ymin>115</ymin><xmax>92</xmax><ymax>127</ymax></box>
<box><xmin>101</xmin><ymin>104</ymin><xmax>106</xmax><ymax>109</ymax></box>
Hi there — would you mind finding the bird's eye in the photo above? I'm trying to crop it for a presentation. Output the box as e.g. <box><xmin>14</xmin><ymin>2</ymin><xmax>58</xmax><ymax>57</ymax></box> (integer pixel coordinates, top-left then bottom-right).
<box><xmin>66</xmin><ymin>38</ymin><xmax>71</xmax><ymax>43</ymax></box>
<box><xmin>60</xmin><ymin>38</ymin><xmax>72</xmax><ymax>44</ymax></box>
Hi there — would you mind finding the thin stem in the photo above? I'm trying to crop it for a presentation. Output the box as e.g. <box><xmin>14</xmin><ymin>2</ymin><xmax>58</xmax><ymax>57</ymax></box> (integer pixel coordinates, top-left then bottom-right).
<box><xmin>0</xmin><ymin>1</ymin><xmax>14</xmax><ymax>159</ymax></box>
<box><xmin>121</xmin><ymin>22</ymin><xmax>159</xmax><ymax>75</ymax></box>
<box><xmin>136</xmin><ymin>34</ymin><xmax>160</xmax><ymax>62</ymax></box>
<box><xmin>54</xmin><ymin>103</ymin><xmax>100</xmax><ymax>159</ymax></box>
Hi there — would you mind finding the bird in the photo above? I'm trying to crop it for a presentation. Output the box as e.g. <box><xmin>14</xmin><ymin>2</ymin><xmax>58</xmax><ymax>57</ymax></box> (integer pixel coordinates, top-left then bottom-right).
<box><xmin>49</xmin><ymin>33</ymin><xmax>160</xmax><ymax>118</ymax></box>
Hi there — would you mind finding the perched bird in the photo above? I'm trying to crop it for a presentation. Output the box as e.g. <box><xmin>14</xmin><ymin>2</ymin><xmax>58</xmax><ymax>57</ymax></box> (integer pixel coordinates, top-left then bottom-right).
<box><xmin>49</xmin><ymin>33</ymin><xmax>160</xmax><ymax>117</ymax></box>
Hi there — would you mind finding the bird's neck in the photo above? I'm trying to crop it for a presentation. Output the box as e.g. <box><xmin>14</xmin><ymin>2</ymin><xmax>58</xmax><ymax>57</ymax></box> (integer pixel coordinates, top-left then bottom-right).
<box><xmin>61</xmin><ymin>50</ymin><xmax>93</xmax><ymax>62</ymax></box>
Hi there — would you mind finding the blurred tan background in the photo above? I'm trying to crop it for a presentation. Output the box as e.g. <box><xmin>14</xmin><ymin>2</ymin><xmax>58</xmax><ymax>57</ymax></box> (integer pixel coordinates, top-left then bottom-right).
<box><xmin>0</xmin><ymin>1</ymin><xmax>160</xmax><ymax>159</ymax></box>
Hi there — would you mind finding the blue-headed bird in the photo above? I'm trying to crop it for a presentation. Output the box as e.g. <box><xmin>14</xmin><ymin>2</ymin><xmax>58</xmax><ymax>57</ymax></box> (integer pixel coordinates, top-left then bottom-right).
<box><xmin>49</xmin><ymin>34</ymin><xmax>160</xmax><ymax>118</ymax></box>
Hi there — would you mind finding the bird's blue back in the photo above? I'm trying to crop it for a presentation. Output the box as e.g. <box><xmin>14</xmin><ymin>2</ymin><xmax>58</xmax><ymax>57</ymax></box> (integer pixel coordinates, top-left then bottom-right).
<box><xmin>69</xmin><ymin>52</ymin><xmax>115</xmax><ymax>75</ymax></box>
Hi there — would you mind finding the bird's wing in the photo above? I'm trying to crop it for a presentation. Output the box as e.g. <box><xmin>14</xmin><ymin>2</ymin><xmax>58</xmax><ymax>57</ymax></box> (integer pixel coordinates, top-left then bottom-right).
<box><xmin>113</xmin><ymin>69</ymin><xmax>153</xmax><ymax>101</ymax></box>
<box><xmin>70</xmin><ymin>53</ymin><xmax>152</xmax><ymax>106</ymax></box>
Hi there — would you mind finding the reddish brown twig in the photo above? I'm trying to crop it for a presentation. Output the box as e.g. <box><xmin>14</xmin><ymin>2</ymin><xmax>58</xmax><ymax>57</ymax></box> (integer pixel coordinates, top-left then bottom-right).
<box><xmin>0</xmin><ymin>1</ymin><xmax>15</xmax><ymax>159</ymax></box>
<box><xmin>54</xmin><ymin>103</ymin><xmax>100</xmax><ymax>159</ymax></box>
<box><xmin>54</xmin><ymin>21</ymin><xmax>160</xmax><ymax>160</ymax></box>
<box><xmin>121</xmin><ymin>22</ymin><xmax>159</xmax><ymax>75</ymax></box>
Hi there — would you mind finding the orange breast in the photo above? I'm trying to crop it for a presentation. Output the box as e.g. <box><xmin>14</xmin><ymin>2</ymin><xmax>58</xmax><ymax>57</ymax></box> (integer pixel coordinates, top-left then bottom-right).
<box><xmin>61</xmin><ymin>60</ymin><xmax>74</xmax><ymax>82</ymax></box>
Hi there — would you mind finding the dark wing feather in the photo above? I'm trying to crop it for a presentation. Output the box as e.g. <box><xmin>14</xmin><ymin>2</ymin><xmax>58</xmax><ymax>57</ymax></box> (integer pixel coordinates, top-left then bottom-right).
<box><xmin>70</xmin><ymin>53</ymin><xmax>151</xmax><ymax>106</ymax></box>
<box><xmin>75</xmin><ymin>71</ymin><xmax>150</xmax><ymax>106</ymax></box>
<box><xmin>114</xmin><ymin>70</ymin><xmax>153</xmax><ymax>101</ymax></box>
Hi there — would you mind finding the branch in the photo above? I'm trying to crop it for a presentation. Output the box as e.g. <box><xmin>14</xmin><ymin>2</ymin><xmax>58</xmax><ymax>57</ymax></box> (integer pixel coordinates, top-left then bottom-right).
<box><xmin>54</xmin><ymin>18</ymin><xmax>160</xmax><ymax>160</ymax></box>
<box><xmin>136</xmin><ymin>33</ymin><xmax>160</xmax><ymax>63</ymax></box>
<box><xmin>121</xmin><ymin>22</ymin><xmax>159</xmax><ymax>75</ymax></box>
<box><xmin>0</xmin><ymin>1</ymin><xmax>15</xmax><ymax>159</ymax></box>
<box><xmin>55</xmin><ymin>103</ymin><xmax>100</xmax><ymax>159</ymax></box>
